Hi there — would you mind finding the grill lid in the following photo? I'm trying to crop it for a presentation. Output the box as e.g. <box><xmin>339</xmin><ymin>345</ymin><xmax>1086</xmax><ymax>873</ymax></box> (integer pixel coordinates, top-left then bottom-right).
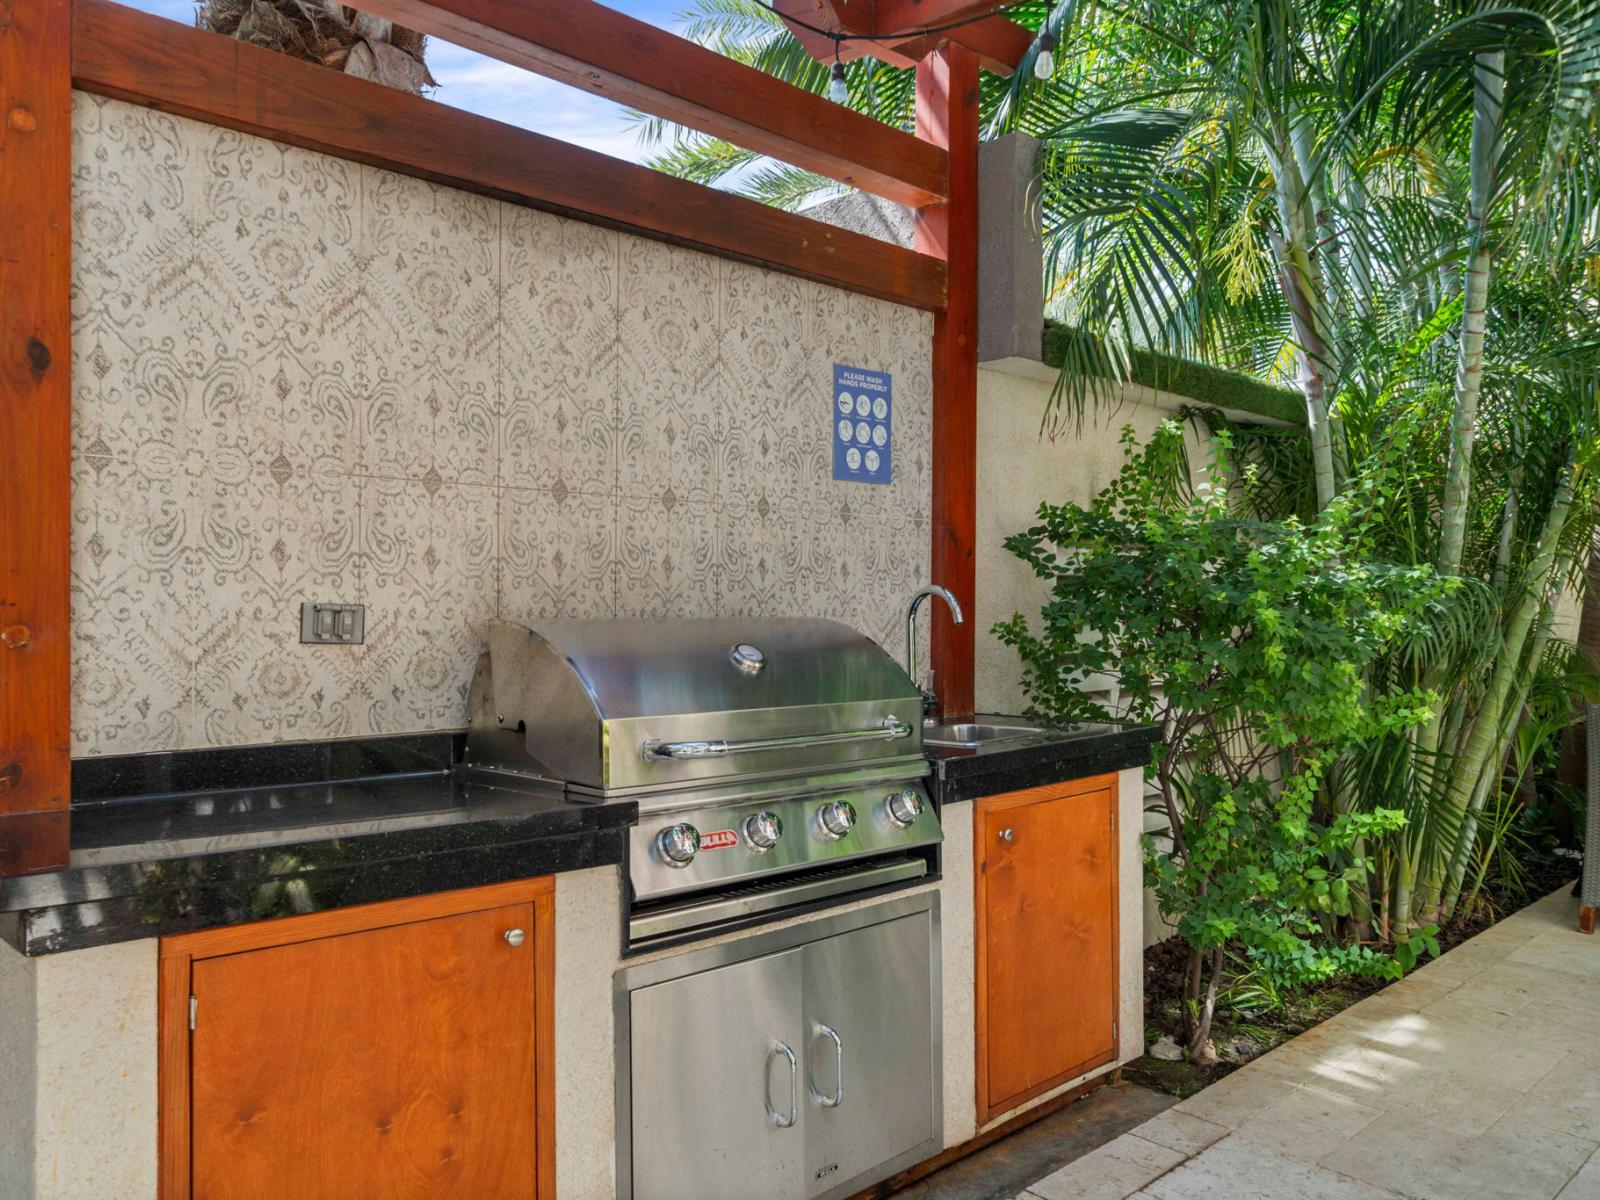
<box><xmin>467</xmin><ymin>618</ymin><xmax>924</xmax><ymax>793</ymax></box>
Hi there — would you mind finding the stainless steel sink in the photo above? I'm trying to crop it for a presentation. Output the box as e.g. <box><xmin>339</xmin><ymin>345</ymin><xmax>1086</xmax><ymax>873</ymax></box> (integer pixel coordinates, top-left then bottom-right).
<box><xmin>923</xmin><ymin>719</ymin><xmax>1043</xmax><ymax>748</ymax></box>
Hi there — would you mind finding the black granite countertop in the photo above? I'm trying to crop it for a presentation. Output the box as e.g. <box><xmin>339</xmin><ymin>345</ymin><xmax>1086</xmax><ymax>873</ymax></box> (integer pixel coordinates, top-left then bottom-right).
<box><xmin>0</xmin><ymin>735</ymin><xmax>633</xmax><ymax>956</ymax></box>
<box><xmin>3</xmin><ymin>718</ymin><xmax>1159</xmax><ymax>956</ymax></box>
<box><xmin>928</xmin><ymin>716</ymin><xmax>1161</xmax><ymax>805</ymax></box>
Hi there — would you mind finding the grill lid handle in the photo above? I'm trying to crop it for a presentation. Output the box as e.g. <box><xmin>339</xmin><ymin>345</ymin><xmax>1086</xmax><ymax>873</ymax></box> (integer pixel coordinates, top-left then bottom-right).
<box><xmin>641</xmin><ymin>715</ymin><xmax>913</xmax><ymax>761</ymax></box>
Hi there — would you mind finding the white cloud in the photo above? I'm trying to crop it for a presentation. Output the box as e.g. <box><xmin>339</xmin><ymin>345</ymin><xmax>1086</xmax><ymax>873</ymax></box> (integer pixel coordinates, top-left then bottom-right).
<box><xmin>422</xmin><ymin>43</ymin><xmax>651</xmax><ymax>162</ymax></box>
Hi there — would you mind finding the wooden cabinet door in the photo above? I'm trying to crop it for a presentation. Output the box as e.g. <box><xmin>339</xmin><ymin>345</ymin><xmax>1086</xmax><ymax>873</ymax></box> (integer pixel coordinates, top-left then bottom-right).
<box><xmin>975</xmin><ymin>775</ymin><xmax>1118</xmax><ymax>1124</ymax></box>
<box><xmin>161</xmin><ymin>879</ymin><xmax>554</xmax><ymax>1200</ymax></box>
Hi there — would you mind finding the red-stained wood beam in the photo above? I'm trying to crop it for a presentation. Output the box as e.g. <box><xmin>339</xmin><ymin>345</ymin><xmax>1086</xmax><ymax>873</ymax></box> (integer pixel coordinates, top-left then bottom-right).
<box><xmin>915</xmin><ymin>43</ymin><xmax>978</xmax><ymax>718</ymax></box>
<box><xmin>874</xmin><ymin>0</ymin><xmax>1002</xmax><ymax>32</ymax></box>
<box><xmin>771</xmin><ymin>0</ymin><xmax>921</xmax><ymax>68</ymax></box>
<box><xmin>72</xmin><ymin>0</ymin><xmax>946</xmax><ymax>312</ymax></box>
<box><xmin>0</xmin><ymin>0</ymin><xmax>73</xmax><ymax>875</ymax></box>
<box><xmin>350</xmin><ymin>0</ymin><xmax>949</xmax><ymax>208</ymax></box>
<box><xmin>887</xmin><ymin>17</ymin><xmax>1031</xmax><ymax>75</ymax></box>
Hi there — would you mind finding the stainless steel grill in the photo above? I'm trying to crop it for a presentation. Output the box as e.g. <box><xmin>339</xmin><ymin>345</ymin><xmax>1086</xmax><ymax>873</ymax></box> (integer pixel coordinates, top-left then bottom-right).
<box><xmin>467</xmin><ymin>617</ymin><xmax>940</xmax><ymax>947</ymax></box>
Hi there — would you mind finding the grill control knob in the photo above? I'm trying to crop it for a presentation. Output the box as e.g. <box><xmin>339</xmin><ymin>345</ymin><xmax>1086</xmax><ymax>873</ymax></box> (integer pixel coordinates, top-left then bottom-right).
<box><xmin>656</xmin><ymin>823</ymin><xmax>701</xmax><ymax>867</ymax></box>
<box><xmin>744</xmin><ymin>811</ymin><xmax>784</xmax><ymax>853</ymax></box>
<box><xmin>885</xmin><ymin>788</ymin><xmax>924</xmax><ymax>828</ymax></box>
<box><xmin>817</xmin><ymin>799</ymin><xmax>857</xmax><ymax>841</ymax></box>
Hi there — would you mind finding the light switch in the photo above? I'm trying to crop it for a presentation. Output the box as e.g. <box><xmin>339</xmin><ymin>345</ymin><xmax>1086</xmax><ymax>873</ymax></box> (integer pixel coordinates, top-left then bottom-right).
<box><xmin>300</xmin><ymin>602</ymin><xmax>365</xmax><ymax>645</ymax></box>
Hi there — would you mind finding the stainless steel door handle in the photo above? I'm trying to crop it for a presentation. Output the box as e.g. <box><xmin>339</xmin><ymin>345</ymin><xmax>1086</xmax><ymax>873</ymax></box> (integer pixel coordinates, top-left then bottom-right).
<box><xmin>999</xmin><ymin>827</ymin><xmax>1015</xmax><ymax>843</ymax></box>
<box><xmin>767</xmin><ymin>1040</ymin><xmax>798</xmax><ymax>1128</ymax></box>
<box><xmin>811</xmin><ymin>1024</ymin><xmax>843</xmax><ymax>1107</ymax></box>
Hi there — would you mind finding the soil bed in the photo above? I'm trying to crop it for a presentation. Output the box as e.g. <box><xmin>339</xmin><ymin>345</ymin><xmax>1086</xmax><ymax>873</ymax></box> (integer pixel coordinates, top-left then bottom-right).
<box><xmin>1125</xmin><ymin>851</ymin><xmax>1578</xmax><ymax>1099</ymax></box>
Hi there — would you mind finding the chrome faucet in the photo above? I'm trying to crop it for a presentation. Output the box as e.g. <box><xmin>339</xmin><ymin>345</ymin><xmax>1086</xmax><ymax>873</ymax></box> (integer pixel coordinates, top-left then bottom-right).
<box><xmin>905</xmin><ymin>584</ymin><xmax>964</xmax><ymax>718</ymax></box>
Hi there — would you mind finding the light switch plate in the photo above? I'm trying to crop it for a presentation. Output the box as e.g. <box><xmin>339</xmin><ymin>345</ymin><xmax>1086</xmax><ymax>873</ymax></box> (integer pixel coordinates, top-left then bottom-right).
<box><xmin>299</xmin><ymin>602</ymin><xmax>365</xmax><ymax>645</ymax></box>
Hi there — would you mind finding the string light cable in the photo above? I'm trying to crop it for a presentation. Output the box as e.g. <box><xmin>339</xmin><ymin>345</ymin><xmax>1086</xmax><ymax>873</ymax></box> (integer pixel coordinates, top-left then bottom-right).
<box><xmin>750</xmin><ymin>0</ymin><xmax>1061</xmax><ymax>95</ymax></box>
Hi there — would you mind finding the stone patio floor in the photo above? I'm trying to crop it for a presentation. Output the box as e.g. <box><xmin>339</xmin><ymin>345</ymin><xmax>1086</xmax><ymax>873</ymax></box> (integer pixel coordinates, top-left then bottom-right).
<box><xmin>1016</xmin><ymin>884</ymin><xmax>1600</xmax><ymax>1200</ymax></box>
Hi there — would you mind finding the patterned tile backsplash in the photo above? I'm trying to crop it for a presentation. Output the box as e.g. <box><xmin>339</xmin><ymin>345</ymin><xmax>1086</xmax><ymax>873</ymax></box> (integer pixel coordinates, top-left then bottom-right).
<box><xmin>69</xmin><ymin>94</ymin><xmax>933</xmax><ymax>756</ymax></box>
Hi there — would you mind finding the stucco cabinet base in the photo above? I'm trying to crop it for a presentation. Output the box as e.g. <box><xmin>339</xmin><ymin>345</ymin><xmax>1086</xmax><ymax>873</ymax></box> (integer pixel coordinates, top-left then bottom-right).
<box><xmin>0</xmin><ymin>939</ymin><xmax>158</xmax><ymax>1200</ymax></box>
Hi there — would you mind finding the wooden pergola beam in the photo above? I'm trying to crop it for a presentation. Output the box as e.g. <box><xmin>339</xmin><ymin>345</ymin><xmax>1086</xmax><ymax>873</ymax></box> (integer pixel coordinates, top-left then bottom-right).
<box><xmin>915</xmin><ymin>42</ymin><xmax>979</xmax><ymax>718</ymax></box>
<box><xmin>350</xmin><ymin>0</ymin><xmax>950</xmax><ymax>208</ymax></box>
<box><xmin>71</xmin><ymin>0</ymin><xmax>946</xmax><ymax>311</ymax></box>
<box><xmin>885</xmin><ymin>17</ymin><xmax>1032</xmax><ymax>75</ymax></box>
<box><xmin>0</xmin><ymin>0</ymin><xmax>72</xmax><ymax>876</ymax></box>
<box><xmin>873</xmin><ymin>0</ymin><xmax>1006</xmax><ymax>33</ymax></box>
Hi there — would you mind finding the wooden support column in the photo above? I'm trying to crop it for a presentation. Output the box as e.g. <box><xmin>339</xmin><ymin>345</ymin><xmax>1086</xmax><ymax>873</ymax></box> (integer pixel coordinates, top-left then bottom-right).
<box><xmin>915</xmin><ymin>43</ymin><xmax>979</xmax><ymax>718</ymax></box>
<box><xmin>0</xmin><ymin>0</ymin><xmax>72</xmax><ymax>875</ymax></box>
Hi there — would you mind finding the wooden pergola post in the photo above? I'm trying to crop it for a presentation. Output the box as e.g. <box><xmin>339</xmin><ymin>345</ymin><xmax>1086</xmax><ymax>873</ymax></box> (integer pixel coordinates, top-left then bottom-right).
<box><xmin>915</xmin><ymin>42</ymin><xmax>980</xmax><ymax>718</ymax></box>
<box><xmin>0</xmin><ymin>0</ymin><xmax>72</xmax><ymax>875</ymax></box>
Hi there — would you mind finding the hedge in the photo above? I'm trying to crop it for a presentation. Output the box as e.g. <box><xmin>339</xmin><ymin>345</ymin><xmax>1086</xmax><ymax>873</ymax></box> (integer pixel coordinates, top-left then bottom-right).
<box><xmin>1040</xmin><ymin>321</ymin><xmax>1305</xmax><ymax>426</ymax></box>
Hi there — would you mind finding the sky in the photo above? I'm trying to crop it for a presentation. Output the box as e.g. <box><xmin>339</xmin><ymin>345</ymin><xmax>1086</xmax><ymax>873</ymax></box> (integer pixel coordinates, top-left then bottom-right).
<box><xmin>123</xmin><ymin>0</ymin><xmax>689</xmax><ymax>163</ymax></box>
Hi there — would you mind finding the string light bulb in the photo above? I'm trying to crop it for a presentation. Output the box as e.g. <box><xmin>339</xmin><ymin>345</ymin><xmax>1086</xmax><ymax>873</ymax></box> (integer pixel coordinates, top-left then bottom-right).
<box><xmin>829</xmin><ymin>38</ymin><xmax>849</xmax><ymax>103</ymax></box>
<box><xmin>1033</xmin><ymin>2</ymin><xmax>1056</xmax><ymax>80</ymax></box>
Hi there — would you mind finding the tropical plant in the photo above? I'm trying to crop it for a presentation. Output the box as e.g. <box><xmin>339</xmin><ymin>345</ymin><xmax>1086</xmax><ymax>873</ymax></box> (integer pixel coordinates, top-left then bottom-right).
<box><xmin>1006</xmin><ymin>0</ymin><xmax>1600</xmax><ymax>934</ymax></box>
<box><xmin>994</xmin><ymin>422</ymin><xmax>1444</xmax><ymax>1059</ymax></box>
<box><xmin>197</xmin><ymin>0</ymin><xmax>433</xmax><ymax>93</ymax></box>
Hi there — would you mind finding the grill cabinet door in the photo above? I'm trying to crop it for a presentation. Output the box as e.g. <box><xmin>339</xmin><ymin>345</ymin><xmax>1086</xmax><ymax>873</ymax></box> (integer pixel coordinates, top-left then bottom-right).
<box><xmin>629</xmin><ymin>947</ymin><xmax>805</xmax><ymax>1200</ymax></box>
<box><xmin>801</xmin><ymin>912</ymin><xmax>936</xmax><ymax>1197</ymax></box>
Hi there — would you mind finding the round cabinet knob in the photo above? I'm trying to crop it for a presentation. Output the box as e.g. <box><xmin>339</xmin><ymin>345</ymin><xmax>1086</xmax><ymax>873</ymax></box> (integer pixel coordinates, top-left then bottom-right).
<box><xmin>817</xmin><ymin>799</ymin><xmax>857</xmax><ymax>841</ymax></box>
<box><xmin>885</xmin><ymin>788</ymin><xmax>924</xmax><ymax>828</ymax></box>
<box><xmin>504</xmin><ymin>928</ymin><xmax>526</xmax><ymax>947</ymax></box>
<box><xmin>656</xmin><ymin>822</ymin><xmax>701</xmax><ymax>867</ymax></box>
<box><xmin>744</xmin><ymin>810</ymin><xmax>784</xmax><ymax>853</ymax></box>
<box><xmin>998</xmin><ymin>827</ymin><xmax>1015</xmax><ymax>843</ymax></box>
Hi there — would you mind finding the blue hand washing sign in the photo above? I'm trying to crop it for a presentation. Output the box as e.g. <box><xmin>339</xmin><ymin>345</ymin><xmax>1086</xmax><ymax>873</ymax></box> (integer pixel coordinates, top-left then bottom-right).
<box><xmin>831</xmin><ymin>364</ymin><xmax>892</xmax><ymax>485</ymax></box>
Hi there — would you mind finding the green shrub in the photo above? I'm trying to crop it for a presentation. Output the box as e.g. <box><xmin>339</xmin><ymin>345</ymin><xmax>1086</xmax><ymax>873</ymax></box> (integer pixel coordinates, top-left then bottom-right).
<box><xmin>995</xmin><ymin>422</ymin><xmax>1447</xmax><ymax>1059</ymax></box>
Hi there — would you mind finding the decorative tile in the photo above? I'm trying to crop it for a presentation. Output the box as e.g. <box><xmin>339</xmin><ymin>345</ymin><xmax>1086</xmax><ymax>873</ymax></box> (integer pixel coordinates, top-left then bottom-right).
<box><xmin>189</xmin><ymin>465</ymin><xmax>363</xmax><ymax>747</ymax></box>
<box><xmin>720</xmin><ymin>262</ymin><xmax>818</xmax><ymax>508</ymax></box>
<box><xmin>501</xmin><ymin>207</ymin><xmax>618</xmax><ymax>495</ymax></box>
<box><xmin>184</xmin><ymin>130</ymin><xmax>362</xmax><ymax>473</ymax></box>
<box><xmin>358</xmin><ymin>476</ymin><xmax>497</xmax><ymax>734</ymax></box>
<box><xmin>618</xmin><ymin>237</ymin><xmax>721</xmax><ymax>505</ymax></box>
<box><xmin>71</xmin><ymin>95</ymin><xmax>202</xmax><ymax>463</ymax></box>
<box><xmin>499</xmin><ymin>486</ymin><xmax>617</xmax><ymax>623</ymax></box>
<box><xmin>70</xmin><ymin>453</ymin><xmax>194</xmax><ymax>756</ymax></box>
<box><xmin>360</xmin><ymin>167</ymin><xmax>499</xmax><ymax>485</ymax></box>
<box><xmin>616</xmin><ymin>495</ymin><xmax>719</xmax><ymax>619</ymax></box>
<box><xmin>717</xmin><ymin>500</ymin><xmax>813</xmax><ymax>620</ymax></box>
<box><xmin>70</xmin><ymin>103</ymin><xmax>936</xmax><ymax>753</ymax></box>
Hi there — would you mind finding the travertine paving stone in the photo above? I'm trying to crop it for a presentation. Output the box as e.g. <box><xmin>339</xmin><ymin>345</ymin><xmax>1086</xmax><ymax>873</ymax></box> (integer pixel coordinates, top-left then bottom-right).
<box><xmin>1555</xmin><ymin>1149</ymin><xmax>1600</xmax><ymax>1199</ymax></box>
<box><xmin>1140</xmin><ymin>1138</ymin><xmax>1398</xmax><ymax>1200</ymax></box>
<box><xmin>1026</xmin><ymin>1134</ymin><xmax>1185</xmax><ymax>1200</ymax></box>
<box><xmin>1127</xmin><ymin>1110</ymin><xmax>1228</xmax><ymax>1157</ymax></box>
<box><xmin>1225</xmin><ymin>1084</ymin><xmax>1381</xmax><ymax>1164</ymax></box>
<box><xmin>1014</xmin><ymin>885</ymin><xmax>1600</xmax><ymax>1200</ymax></box>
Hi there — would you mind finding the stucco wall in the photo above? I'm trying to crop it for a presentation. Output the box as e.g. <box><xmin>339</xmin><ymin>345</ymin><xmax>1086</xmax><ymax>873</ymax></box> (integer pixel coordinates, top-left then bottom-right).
<box><xmin>0</xmin><ymin>940</ymin><xmax>158</xmax><ymax>1200</ymax></box>
<box><xmin>974</xmin><ymin>361</ymin><xmax>1209</xmax><ymax>717</ymax></box>
<box><xmin>70</xmin><ymin>92</ymin><xmax>933</xmax><ymax>758</ymax></box>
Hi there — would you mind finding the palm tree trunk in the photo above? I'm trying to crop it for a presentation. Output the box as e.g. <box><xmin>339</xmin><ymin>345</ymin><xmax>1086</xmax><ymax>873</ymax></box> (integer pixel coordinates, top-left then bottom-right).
<box><xmin>1268</xmin><ymin>128</ymin><xmax>1338</xmax><ymax>510</ymax></box>
<box><xmin>1440</xmin><ymin>457</ymin><xmax>1577</xmax><ymax>913</ymax></box>
<box><xmin>1412</xmin><ymin>50</ymin><xmax>1508</xmax><ymax>816</ymax></box>
<box><xmin>1437</xmin><ymin>51</ymin><xmax>1505</xmax><ymax>577</ymax></box>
